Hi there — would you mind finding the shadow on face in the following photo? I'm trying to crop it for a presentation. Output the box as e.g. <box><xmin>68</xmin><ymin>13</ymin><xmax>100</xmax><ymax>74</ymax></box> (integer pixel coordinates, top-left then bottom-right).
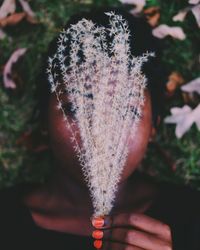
<box><xmin>47</xmin><ymin>88</ymin><xmax>153</xmax><ymax>187</ymax></box>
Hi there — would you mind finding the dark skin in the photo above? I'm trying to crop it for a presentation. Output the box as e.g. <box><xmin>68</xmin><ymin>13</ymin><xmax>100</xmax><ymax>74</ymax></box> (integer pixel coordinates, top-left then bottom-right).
<box><xmin>22</xmin><ymin>88</ymin><xmax>173</xmax><ymax>250</ymax></box>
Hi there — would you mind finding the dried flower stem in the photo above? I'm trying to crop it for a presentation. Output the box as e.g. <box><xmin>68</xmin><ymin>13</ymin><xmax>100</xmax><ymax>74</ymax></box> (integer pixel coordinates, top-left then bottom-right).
<box><xmin>47</xmin><ymin>11</ymin><xmax>154</xmax><ymax>217</ymax></box>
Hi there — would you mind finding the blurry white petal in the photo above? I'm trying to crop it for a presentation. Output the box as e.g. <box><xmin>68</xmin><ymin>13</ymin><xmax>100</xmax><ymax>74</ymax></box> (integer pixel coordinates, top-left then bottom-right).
<box><xmin>0</xmin><ymin>0</ymin><xmax>16</xmax><ymax>19</ymax></box>
<box><xmin>181</xmin><ymin>77</ymin><xmax>200</xmax><ymax>94</ymax></box>
<box><xmin>19</xmin><ymin>0</ymin><xmax>35</xmax><ymax>18</ymax></box>
<box><xmin>119</xmin><ymin>0</ymin><xmax>146</xmax><ymax>14</ymax></box>
<box><xmin>189</xmin><ymin>0</ymin><xmax>200</xmax><ymax>4</ymax></box>
<box><xmin>165</xmin><ymin>105</ymin><xmax>192</xmax><ymax>124</ymax></box>
<box><xmin>3</xmin><ymin>48</ymin><xmax>27</xmax><ymax>89</ymax></box>
<box><xmin>170</xmin><ymin>105</ymin><xmax>192</xmax><ymax>115</ymax></box>
<box><xmin>192</xmin><ymin>104</ymin><xmax>200</xmax><ymax>129</ymax></box>
<box><xmin>191</xmin><ymin>4</ymin><xmax>200</xmax><ymax>27</ymax></box>
<box><xmin>175</xmin><ymin>113</ymin><xmax>193</xmax><ymax>138</ymax></box>
<box><xmin>164</xmin><ymin>104</ymin><xmax>200</xmax><ymax>138</ymax></box>
<box><xmin>173</xmin><ymin>8</ymin><xmax>190</xmax><ymax>22</ymax></box>
<box><xmin>152</xmin><ymin>24</ymin><xmax>186</xmax><ymax>40</ymax></box>
<box><xmin>173</xmin><ymin>5</ymin><xmax>200</xmax><ymax>28</ymax></box>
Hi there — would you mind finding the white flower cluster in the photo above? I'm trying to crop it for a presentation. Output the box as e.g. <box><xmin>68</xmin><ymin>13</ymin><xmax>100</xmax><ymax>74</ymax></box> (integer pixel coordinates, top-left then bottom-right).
<box><xmin>47</xmin><ymin>11</ymin><xmax>154</xmax><ymax>217</ymax></box>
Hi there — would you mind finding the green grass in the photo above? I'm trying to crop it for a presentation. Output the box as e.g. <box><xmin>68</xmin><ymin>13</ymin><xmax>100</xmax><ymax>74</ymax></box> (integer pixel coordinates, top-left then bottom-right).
<box><xmin>0</xmin><ymin>0</ymin><xmax>199</xmax><ymax>189</ymax></box>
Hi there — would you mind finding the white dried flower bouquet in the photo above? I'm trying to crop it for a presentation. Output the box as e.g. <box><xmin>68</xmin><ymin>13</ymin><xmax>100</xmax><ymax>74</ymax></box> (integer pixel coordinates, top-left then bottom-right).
<box><xmin>47</xmin><ymin>11</ymin><xmax>154</xmax><ymax>218</ymax></box>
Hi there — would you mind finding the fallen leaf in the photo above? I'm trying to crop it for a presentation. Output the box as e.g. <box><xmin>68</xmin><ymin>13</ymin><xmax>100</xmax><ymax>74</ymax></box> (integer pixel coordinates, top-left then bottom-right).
<box><xmin>164</xmin><ymin>104</ymin><xmax>200</xmax><ymax>138</ymax></box>
<box><xmin>19</xmin><ymin>0</ymin><xmax>37</xmax><ymax>23</ymax></box>
<box><xmin>3</xmin><ymin>48</ymin><xmax>27</xmax><ymax>89</ymax></box>
<box><xmin>166</xmin><ymin>71</ymin><xmax>185</xmax><ymax>96</ymax></box>
<box><xmin>152</xmin><ymin>24</ymin><xmax>186</xmax><ymax>40</ymax></box>
<box><xmin>119</xmin><ymin>0</ymin><xmax>146</xmax><ymax>15</ymax></box>
<box><xmin>181</xmin><ymin>77</ymin><xmax>200</xmax><ymax>94</ymax></box>
<box><xmin>189</xmin><ymin>0</ymin><xmax>200</xmax><ymax>4</ymax></box>
<box><xmin>0</xmin><ymin>12</ymin><xmax>26</xmax><ymax>27</ymax></box>
<box><xmin>0</xmin><ymin>0</ymin><xmax>16</xmax><ymax>19</ymax></box>
<box><xmin>144</xmin><ymin>6</ymin><xmax>160</xmax><ymax>27</ymax></box>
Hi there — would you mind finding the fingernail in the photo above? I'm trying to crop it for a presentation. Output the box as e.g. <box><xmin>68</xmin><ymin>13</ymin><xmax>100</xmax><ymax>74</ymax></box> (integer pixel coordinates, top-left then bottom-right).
<box><xmin>92</xmin><ymin>230</ymin><xmax>104</xmax><ymax>239</ymax></box>
<box><xmin>94</xmin><ymin>239</ymin><xmax>103</xmax><ymax>249</ymax></box>
<box><xmin>91</xmin><ymin>217</ymin><xmax>105</xmax><ymax>228</ymax></box>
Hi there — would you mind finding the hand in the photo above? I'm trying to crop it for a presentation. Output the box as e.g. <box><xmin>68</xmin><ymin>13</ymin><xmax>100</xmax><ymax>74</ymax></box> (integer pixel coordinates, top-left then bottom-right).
<box><xmin>100</xmin><ymin>213</ymin><xmax>172</xmax><ymax>250</ymax></box>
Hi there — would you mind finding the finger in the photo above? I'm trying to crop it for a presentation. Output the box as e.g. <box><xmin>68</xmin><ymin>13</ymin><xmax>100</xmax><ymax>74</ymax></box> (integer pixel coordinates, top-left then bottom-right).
<box><xmin>94</xmin><ymin>224</ymin><xmax>127</xmax><ymax>249</ymax></box>
<box><xmin>103</xmin><ymin>227</ymin><xmax>171</xmax><ymax>250</ymax></box>
<box><xmin>125</xmin><ymin>228</ymin><xmax>172</xmax><ymax>250</ymax></box>
<box><xmin>102</xmin><ymin>238</ymin><xmax>145</xmax><ymax>250</ymax></box>
<box><xmin>91</xmin><ymin>215</ymin><xmax>113</xmax><ymax>229</ymax></box>
<box><xmin>111</xmin><ymin>213</ymin><xmax>171</xmax><ymax>242</ymax></box>
<box><xmin>103</xmin><ymin>228</ymin><xmax>171</xmax><ymax>250</ymax></box>
<box><xmin>129</xmin><ymin>214</ymin><xmax>171</xmax><ymax>242</ymax></box>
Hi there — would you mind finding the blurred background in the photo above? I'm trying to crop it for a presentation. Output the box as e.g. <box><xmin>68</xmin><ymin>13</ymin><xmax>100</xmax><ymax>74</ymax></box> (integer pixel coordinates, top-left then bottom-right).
<box><xmin>0</xmin><ymin>0</ymin><xmax>199</xmax><ymax>189</ymax></box>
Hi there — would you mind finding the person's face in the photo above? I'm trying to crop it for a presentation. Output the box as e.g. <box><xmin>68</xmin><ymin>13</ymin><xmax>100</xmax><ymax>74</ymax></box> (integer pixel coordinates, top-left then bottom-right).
<box><xmin>47</xmin><ymin>86</ymin><xmax>153</xmax><ymax>186</ymax></box>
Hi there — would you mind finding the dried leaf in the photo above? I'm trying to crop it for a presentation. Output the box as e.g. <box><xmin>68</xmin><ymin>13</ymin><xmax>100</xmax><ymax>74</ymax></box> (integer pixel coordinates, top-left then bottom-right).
<box><xmin>0</xmin><ymin>0</ymin><xmax>16</xmax><ymax>19</ymax></box>
<box><xmin>152</xmin><ymin>24</ymin><xmax>186</xmax><ymax>40</ymax></box>
<box><xmin>143</xmin><ymin>6</ymin><xmax>159</xmax><ymax>14</ymax></box>
<box><xmin>164</xmin><ymin>104</ymin><xmax>200</xmax><ymax>138</ymax></box>
<box><xmin>3</xmin><ymin>48</ymin><xmax>27</xmax><ymax>89</ymax></box>
<box><xmin>144</xmin><ymin>6</ymin><xmax>160</xmax><ymax>27</ymax></box>
<box><xmin>181</xmin><ymin>77</ymin><xmax>200</xmax><ymax>94</ymax></box>
<box><xmin>0</xmin><ymin>12</ymin><xmax>26</xmax><ymax>27</ymax></box>
<box><xmin>119</xmin><ymin>0</ymin><xmax>145</xmax><ymax>5</ymax></box>
<box><xmin>147</xmin><ymin>12</ymin><xmax>160</xmax><ymax>26</ymax></box>
<box><xmin>166</xmin><ymin>71</ymin><xmax>185</xmax><ymax>96</ymax></box>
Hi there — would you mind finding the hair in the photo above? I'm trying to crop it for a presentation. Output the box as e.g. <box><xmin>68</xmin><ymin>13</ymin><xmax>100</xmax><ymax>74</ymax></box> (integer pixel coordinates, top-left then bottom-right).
<box><xmin>33</xmin><ymin>6</ymin><xmax>167</xmax><ymax>130</ymax></box>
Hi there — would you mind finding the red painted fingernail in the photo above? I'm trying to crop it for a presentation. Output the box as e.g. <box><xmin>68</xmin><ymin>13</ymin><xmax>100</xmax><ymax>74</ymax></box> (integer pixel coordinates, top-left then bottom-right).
<box><xmin>92</xmin><ymin>230</ymin><xmax>103</xmax><ymax>239</ymax></box>
<box><xmin>92</xmin><ymin>217</ymin><xmax>104</xmax><ymax>228</ymax></box>
<box><xmin>94</xmin><ymin>239</ymin><xmax>103</xmax><ymax>249</ymax></box>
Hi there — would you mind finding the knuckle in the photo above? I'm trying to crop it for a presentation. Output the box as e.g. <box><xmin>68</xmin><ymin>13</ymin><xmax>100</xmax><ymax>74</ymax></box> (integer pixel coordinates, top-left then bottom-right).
<box><xmin>129</xmin><ymin>213</ymin><xmax>139</xmax><ymax>224</ymax></box>
<box><xmin>126</xmin><ymin>231</ymin><xmax>132</xmax><ymax>242</ymax></box>
<box><xmin>126</xmin><ymin>230</ymin><xmax>136</xmax><ymax>242</ymax></box>
<box><xmin>126</xmin><ymin>230</ymin><xmax>131</xmax><ymax>242</ymax></box>
<box><xmin>128</xmin><ymin>214</ymin><xmax>133</xmax><ymax>224</ymax></box>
